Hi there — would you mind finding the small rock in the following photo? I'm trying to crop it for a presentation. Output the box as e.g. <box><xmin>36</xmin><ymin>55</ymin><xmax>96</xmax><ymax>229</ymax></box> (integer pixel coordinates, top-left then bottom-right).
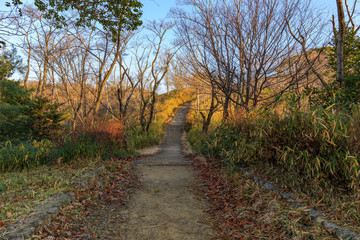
<box><xmin>263</xmin><ymin>182</ymin><xmax>276</xmax><ymax>190</ymax></box>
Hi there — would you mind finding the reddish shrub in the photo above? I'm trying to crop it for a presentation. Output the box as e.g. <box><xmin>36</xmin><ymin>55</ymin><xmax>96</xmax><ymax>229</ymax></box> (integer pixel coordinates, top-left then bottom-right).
<box><xmin>77</xmin><ymin>118</ymin><xmax>125</xmax><ymax>146</ymax></box>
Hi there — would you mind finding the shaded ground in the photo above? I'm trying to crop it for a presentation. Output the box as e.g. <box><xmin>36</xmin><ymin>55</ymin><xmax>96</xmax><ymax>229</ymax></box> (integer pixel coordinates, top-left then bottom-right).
<box><xmin>189</xmin><ymin>154</ymin><xmax>339</xmax><ymax>240</ymax></box>
<box><xmin>81</xmin><ymin>105</ymin><xmax>216</xmax><ymax>239</ymax></box>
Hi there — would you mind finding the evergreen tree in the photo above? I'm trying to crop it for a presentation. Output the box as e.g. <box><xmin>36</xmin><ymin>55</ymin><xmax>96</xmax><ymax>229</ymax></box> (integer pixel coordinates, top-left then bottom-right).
<box><xmin>0</xmin><ymin>46</ymin><xmax>67</xmax><ymax>141</ymax></box>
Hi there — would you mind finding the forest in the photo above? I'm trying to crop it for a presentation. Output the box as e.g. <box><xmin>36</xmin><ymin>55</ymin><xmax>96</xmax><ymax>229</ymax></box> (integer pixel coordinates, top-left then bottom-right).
<box><xmin>0</xmin><ymin>0</ymin><xmax>359</xmax><ymax>239</ymax></box>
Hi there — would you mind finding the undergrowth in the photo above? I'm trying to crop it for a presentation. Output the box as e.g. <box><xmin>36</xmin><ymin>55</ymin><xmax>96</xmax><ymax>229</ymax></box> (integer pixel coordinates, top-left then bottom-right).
<box><xmin>0</xmin><ymin>157</ymin><xmax>102</xmax><ymax>229</ymax></box>
<box><xmin>186</xmin><ymin>96</ymin><xmax>360</xmax><ymax>230</ymax></box>
<box><xmin>191</xmin><ymin>155</ymin><xmax>336</xmax><ymax>239</ymax></box>
<box><xmin>187</xmin><ymin>96</ymin><xmax>360</xmax><ymax>193</ymax></box>
<box><xmin>0</xmin><ymin>140</ymin><xmax>54</xmax><ymax>172</ymax></box>
<box><xmin>127</xmin><ymin>122</ymin><xmax>164</xmax><ymax>150</ymax></box>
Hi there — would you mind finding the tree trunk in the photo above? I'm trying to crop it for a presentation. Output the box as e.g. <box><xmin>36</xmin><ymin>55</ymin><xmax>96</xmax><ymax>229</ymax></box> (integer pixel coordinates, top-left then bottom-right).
<box><xmin>196</xmin><ymin>88</ymin><xmax>199</xmax><ymax>116</ymax></box>
<box><xmin>166</xmin><ymin>70</ymin><xmax>169</xmax><ymax>93</ymax></box>
<box><xmin>336</xmin><ymin>0</ymin><xmax>345</xmax><ymax>85</ymax></box>
<box><xmin>223</xmin><ymin>95</ymin><xmax>230</xmax><ymax>120</ymax></box>
<box><xmin>93</xmin><ymin>52</ymin><xmax>120</xmax><ymax>116</ymax></box>
<box><xmin>146</xmin><ymin>93</ymin><xmax>156</xmax><ymax>133</ymax></box>
<box><xmin>201</xmin><ymin>86</ymin><xmax>218</xmax><ymax>133</ymax></box>
<box><xmin>23</xmin><ymin>48</ymin><xmax>31</xmax><ymax>89</ymax></box>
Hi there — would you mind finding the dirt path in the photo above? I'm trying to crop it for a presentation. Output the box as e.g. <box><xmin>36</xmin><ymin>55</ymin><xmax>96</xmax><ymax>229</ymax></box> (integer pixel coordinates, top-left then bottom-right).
<box><xmin>87</xmin><ymin>105</ymin><xmax>217</xmax><ymax>239</ymax></box>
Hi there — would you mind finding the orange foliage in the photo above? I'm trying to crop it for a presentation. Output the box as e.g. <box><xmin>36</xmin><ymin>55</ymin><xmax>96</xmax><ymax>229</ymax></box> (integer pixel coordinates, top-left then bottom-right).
<box><xmin>77</xmin><ymin>118</ymin><xmax>125</xmax><ymax>146</ymax></box>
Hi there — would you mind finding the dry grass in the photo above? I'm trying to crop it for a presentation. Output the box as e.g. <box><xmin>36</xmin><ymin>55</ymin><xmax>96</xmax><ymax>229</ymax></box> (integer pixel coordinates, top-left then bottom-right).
<box><xmin>138</xmin><ymin>146</ymin><xmax>162</xmax><ymax>156</ymax></box>
<box><xmin>230</xmin><ymin>171</ymin><xmax>338</xmax><ymax>240</ymax></box>
<box><xmin>191</xmin><ymin>154</ymin><xmax>338</xmax><ymax>239</ymax></box>
<box><xmin>181</xmin><ymin>131</ymin><xmax>194</xmax><ymax>156</ymax></box>
<box><xmin>253</xmin><ymin>163</ymin><xmax>360</xmax><ymax>236</ymax></box>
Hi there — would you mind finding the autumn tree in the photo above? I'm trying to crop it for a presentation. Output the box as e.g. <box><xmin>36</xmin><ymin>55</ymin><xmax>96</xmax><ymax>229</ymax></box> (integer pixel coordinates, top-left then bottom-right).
<box><xmin>174</xmin><ymin>0</ymin><xmax>328</xmax><ymax>119</ymax></box>
<box><xmin>116</xmin><ymin>49</ymin><xmax>141</xmax><ymax>121</ymax></box>
<box><xmin>135</xmin><ymin>20</ymin><xmax>176</xmax><ymax>133</ymax></box>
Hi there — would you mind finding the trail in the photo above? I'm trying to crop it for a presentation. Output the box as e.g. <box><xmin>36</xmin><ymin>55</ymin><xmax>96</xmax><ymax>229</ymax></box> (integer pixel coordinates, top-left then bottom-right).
<box><xmin>88</xmin><ymin>104</ymin><xmax>217</xmax><ymax>239</ymax></box>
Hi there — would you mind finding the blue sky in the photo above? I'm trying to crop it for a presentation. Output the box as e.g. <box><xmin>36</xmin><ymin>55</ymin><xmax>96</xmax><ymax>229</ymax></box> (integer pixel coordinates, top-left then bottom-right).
<box><xmin>0</xmin><ymin>0</ymin><xmax>352</xmax><ymax>24</ymax></box>
<box><xmin>141</xmin><ymin>0</ymin><xmax>177</xmax><ymax>21</ymax></box>
<box><xmin>0</xmin><ymin>0</ymin><xmax>356</xmax><ymax>83</ymax></box>
<box><xmin>0</xmin><ymin>0</ymin><xmax>178</xmax><ymax>21</ymax></box>
<box><xmin>141</xmin><ymin>0</ymin><xmax>343</xmax><ymax>21</ymax></box>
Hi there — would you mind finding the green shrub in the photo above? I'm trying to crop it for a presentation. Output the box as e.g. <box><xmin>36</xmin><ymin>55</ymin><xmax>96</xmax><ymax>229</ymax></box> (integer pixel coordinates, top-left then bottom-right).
<box><xmin>186</xmin><ymin>95</ymin><xmax>360</xmax><ymax>192</ymax></box>
<box><xmin>0</xmin><ymin>134</ymin><xmax>128</xmax><ymax>173</ymax></box>
<box><xmin>52</xmin><ymin>133</ymin><xmax>128</xmax><ymax>163</ymax></box>
<box><xmin>24</xmin><ymin>96</ymin><xmax>67</xmax><ymax>140</ymax></box>
<box><xmin>0</xmin><ymin>139</ymin><xmax>54</xmax><ymax>172</ymax></box>
<box><xmin>127</xmin><ymin>122</ymin><xmax>164</xmax><ymax>150</ymax></box>
<box><xmin>0</xmin><ymin>79</ymin><xmax>67</xmax><ymax>141</ymax></box>
<box><xmin>261</xmin><ymin>103</ymin><xmax>359</xmax><ymax>190</ymax></box>
<box><xmin>52</xmin><ymin>135</ymin><xmax>100</xmax><ymax>163</ymax></box>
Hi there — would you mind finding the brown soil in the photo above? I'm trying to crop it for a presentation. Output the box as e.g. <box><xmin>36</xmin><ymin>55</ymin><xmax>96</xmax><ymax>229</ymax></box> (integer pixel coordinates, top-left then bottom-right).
<box><xmin>84</xmin><ymin>105</ymin><xmax>217</xmax><ymax>239</ymax></box>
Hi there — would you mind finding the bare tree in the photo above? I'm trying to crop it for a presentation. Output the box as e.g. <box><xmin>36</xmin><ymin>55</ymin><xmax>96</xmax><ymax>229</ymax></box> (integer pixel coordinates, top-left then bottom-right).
<box><xmin>0</xmin><ymin>5</ymin><xmax>19</xmax><ymax>45</ymax></box>
<box><xmin>169</xmin><ymin>57</ymin><xmax>189</xmax><ymax>90</ymax></box>
<box><xmin>51</xmin><ymin>30</ymin><xmax>93</xmax><ymax>128</ymax></box>
<box><xmin>283</xmin><ymin>0</ymin><xmax>331</xmax><ymax>96</ymax></box>
<box><xmin>190</xmin><ymin>72</ymin><xmax>220</xmax><ymax>133</ymax></box>
<box><xmin>116</xmin><ymin>49</ymin><xmax>141</xmax><ymax>121</ymax></box>
<box><xmin>22</xmin><ymin>8</ymin><xmax>75</xmax><ymax>95</ymax></box>
<box><xmin>5</xmin><ymin>6</ymin><xmax>38</xmax><ymax>89</ymax></box>
<box><xmin>135</xmin><ymin>20</ymin><xmax>176</xmax><ymax>133</ymax></box>
<box><xmin>77</xmin><ymin>28</ymin><xmax>135</xmax><ymax>117</ymax></box>
<box><xmin>174</xmin><ymin>0</ymin><xmax>329</xmax><ymax>119</ymax></box>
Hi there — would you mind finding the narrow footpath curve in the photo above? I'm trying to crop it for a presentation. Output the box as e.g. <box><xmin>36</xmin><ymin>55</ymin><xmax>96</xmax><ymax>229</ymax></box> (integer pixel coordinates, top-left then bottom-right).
<box><xmin>88</xmin><ymin>105</ymin><xmax>217</xmax><ymax>239</ymax></box>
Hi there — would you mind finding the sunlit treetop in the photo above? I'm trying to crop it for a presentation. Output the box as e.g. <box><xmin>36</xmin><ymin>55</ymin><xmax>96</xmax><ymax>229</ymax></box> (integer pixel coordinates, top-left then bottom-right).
<box><xmin>6</xmin><ymin>0</ymin><xmax>143</xmax><ymax>35</ymax></box>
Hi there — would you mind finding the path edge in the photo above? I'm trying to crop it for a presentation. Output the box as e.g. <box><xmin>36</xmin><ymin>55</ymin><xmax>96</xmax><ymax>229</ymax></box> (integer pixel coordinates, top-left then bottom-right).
<box><xmin>2</xmin><ymin>166</ymin><xmax>106</xmax><ymax>240</ymax></box>
<box><xmin>182</xmin><ymin>130</ymin><xmax>360</xmax><ymax>240</ymax></box>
